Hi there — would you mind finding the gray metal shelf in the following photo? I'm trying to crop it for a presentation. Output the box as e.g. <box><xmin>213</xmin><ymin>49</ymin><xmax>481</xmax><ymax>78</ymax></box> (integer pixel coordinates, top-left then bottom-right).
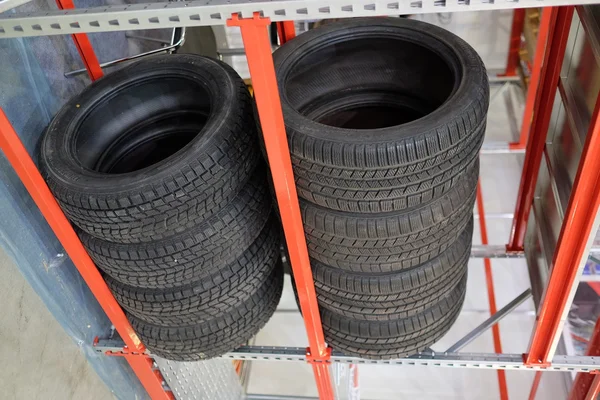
<box><xmin>2</xmin><ymin>0</ymin><xmax>600</xmax><ymax>38</ymax></box>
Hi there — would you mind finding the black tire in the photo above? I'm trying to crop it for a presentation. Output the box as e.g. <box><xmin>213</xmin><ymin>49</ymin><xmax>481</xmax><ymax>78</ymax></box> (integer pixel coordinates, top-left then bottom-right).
<box><xmin>105</xmin><ymin>218</ymin><xmax>280</xmax><ymax>325</ymax></box>
<box><xmin>321</xmin><ymin>274</ymin><xmax>466</xmax><ymax>340</ymax></box>
<box><xmin>314</xmin><ymin>220</ymin><xmax>472</xmax><ymax>317</ymax></box>
<box><xmin>274</xmin><ymin>17</ymin><xmax>488</xmax><ymax>213</ymax></box>
<box><xmin>303</xmin><ymin>160</ymin><xmax>478</xmax><ymax>272</ymax></box>
<box><xmin>40</xmin><ymin>54</ymin><xmax>260</xmax><ymax>243</ymax></box>
<box><xmin>81</xmin><ymin>169</ymin><xmax>272</xmax><ymax>289</ymax></box>
<box><xmin>294</xmin><ymin>128</ymin><xmax>483</xmax><ymax>213</ymax></box>
<box><xmin>325</xmin><ymin>295</ymin><xmax>462</xmax><ymax>360</ymax></box>
<box><xmin>129</xmin><ymin>266</ymin><xmax>284</xmax><ymax>361</ymax></box>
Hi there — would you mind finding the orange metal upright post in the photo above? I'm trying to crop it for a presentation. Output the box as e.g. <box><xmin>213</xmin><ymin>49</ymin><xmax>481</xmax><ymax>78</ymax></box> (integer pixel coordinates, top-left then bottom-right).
<box><xmin>55</xmin><ymin>0</ymin><xmax>103</xmax><ymax>81</ymax></box>
<box><xmin>526</xmin><ymin>86</ymin><xmax>600</xmax><ymax>365</ymax></box>
<box><xmin>227</xmin><ymin>13</ymin><xmax>334</xmax><ymax>400</ymax></box>
<box><xmin>0</xmin><ymin>109</ymin><xmax>170</xmax><ymax>400</ymax></box>
<box><xmin>528</xmin><ymin>371</ymin><xmax>543</xmax><ymax>400</ymax></box>
<box><xmin>276</xmin><ymin>21</ymin><xmax>296</xmax><ymax>44</ymax></box>
<box><xmin>501</xmin><ymin>9</ymin><xmax>525</xmax><ymax>78</ymax></box>
<box><xmin>568</xmin><ymin>319</ymin><xmax>600</xmax><ymax>400</ymax></box>
<box><xmin>508</xmin><ymin>7</ymin><xmax>572</xmax><ymax>251</ymax></box>
<box><xmin>509</xmin><ymin>8</ymin><xmax>555</xmax><ymax>150</ymax></box>
<box><xmin>476</xmin><ymin>182</ymin><xmax>509</xmax><ymax>400</ymax></box>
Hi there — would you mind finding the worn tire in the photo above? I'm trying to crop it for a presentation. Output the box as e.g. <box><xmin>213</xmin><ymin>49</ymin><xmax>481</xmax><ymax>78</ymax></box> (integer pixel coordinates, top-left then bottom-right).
<box><xmin>82</xmin><ymin>169</ymin><xmax>272</xmax><ymax>288</ymax></box>
<box><xmin>303</xmin><ymin>160</ymin><xmax>477</xmax><ymax>272</ymax></box>
<box><xmin>274</xmin><ymin>17</ymin><xmax>488</xmax><ymax>212</ymax></box>
<box><xmin>129</xmin><ymin>266</ymin><xmax>284</xmax><ymax>361</ymax></box>
<box><xmin>40</xmin><ymin>54</ymin><xmax>259</xmax><ymax>243</ymax></box>
<box><xmin>106</xmin><ymin>218</ymin><xmax>280</xmax><ymax>325</ymax></box>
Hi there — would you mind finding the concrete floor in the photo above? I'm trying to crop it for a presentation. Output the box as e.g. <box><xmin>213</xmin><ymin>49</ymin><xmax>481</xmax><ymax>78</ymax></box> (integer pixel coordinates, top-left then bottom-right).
<box><xmin>0</xmin><ymin>247</ymin><xmax>113</xmax><ymax>400</ymax></box>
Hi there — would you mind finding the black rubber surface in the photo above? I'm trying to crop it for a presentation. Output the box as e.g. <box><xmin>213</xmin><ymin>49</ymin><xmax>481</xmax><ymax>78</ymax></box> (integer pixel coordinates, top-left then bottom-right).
<box><xmin>274</xmin><ymin>17</ymin><xmax>488</xmax><ymax>212</ymax></box>
<box><xmin>303</xmin><ymin>160</ymin><xmax>478</xmax><ymax>272</ymax></box>
<box><xmin>325</xmin><ymin>294</ymin><xmax>463</xmax><ymax>359</ymax></box>
<box><xmin>314</xmin><ymin>219</ymin><xmax>472</xmax><ymax>317</ymax></box>
<box><xmin>81</xmin><ymin>169</ymin><xmax>272</xmax><ymax>288</ymax></box>
<box><xmin>294</xmin><ymin>125</ymin><xmax>484</xmax><ymax>213</ymax></box>
<box><xmin>106</xmin><ymin>218</ymin><xmax>280</xmax><ymax>325</ymax></box>
<box><xmin>322</xmin><ymin>275</ymin><xmax>466</xmax><ymax>359</ymax></box>
<box><xmin>129</xmin><ymin>265</ymin><xmax>284</xmax><ymax>361</ymax></box>
<box><xmin>40</xmin><ymin>54</ymin><xmax>260</xmax><ymax>243</ymax></box>
<box><xmin>321</xmin><ymin>274</ymin><xmax>466</xmax><ymax>339</ymax></box>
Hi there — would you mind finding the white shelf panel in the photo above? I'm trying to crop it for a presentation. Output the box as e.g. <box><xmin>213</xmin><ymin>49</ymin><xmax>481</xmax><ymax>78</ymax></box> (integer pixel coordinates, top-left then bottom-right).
<box><xmin>1</xmin><ymin>0</ymin><xmax>600</xmax><ymax>38</ymax></box>
<box><xmin>0</xmin><ymin>0</ymin><xmax>31</xmax><ymax>14</ymax></box>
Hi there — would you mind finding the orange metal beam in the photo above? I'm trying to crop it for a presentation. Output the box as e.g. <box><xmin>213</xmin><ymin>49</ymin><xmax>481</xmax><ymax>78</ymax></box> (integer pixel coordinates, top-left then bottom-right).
<box><xmin>125</xmin><ymin>356</ymin><xmax>174</xmax><ymax>400</ymax></box>
<box><xmin>55</xmin><ymin>0</ymin><xmax>103</xmax><ymax>81</ymax></box>
<box><xmin>568</xmin><ymin>319</ymin><xmax>600</xmax><ymax>400</ymax></box>
<box><xmin>501</xmin><ymin>9</ymin><xmax>526</xmax><ymax>78</ymax></box>
<box><xmin>276</xmin><ymin>21</ymin><xmax>296</xmax><ymax>44</ymax></box>
<box><xmin>584</xmin><ymin>376</ymin><xmax>600</xmax><ymax>400</ymax></box>
<box><xmin>477</xmin><ymin>181</ymin><xmax>509</xmax><ymax>400</ymax></box>
<box><xmin>528</xmin><ymin>371</ymin><xmax>543</xmax><ymax>400</ymax></box>
<box><xmin>526</xmin><ymin>84</ymin><xmax>600</xmax><ymax>365</ymax></box>
<box><xmin>509</xmin><ymin>7</ymin><xmax>555</xmax><ymax>150</ymax></box>
<box><xmin>0</xmin><ymin>109</ymin><xmax>170</xmax><ymax>400</ymax></box>
<box><xmin>508</xmin><ymin>7</ymin><xmax>572</xmax><ymax>251</ymax></box>
<box><xmin>227</xmin><ymin>13</ymin><xmax>334</xmax><ymax>400</ymax></box>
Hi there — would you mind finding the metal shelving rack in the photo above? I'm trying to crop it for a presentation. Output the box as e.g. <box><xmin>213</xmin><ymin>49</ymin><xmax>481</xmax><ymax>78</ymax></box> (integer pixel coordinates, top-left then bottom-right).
<box><xmin>3</xmin><ymin>1</ymin><xmax>600</xmax><ymax>399</ymax></box>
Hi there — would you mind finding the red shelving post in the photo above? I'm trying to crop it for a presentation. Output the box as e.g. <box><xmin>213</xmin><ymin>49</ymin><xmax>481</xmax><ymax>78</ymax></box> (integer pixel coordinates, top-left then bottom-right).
<box><xmin>528</xmin><ymin>371</ymin><xmax>543</xmax><ymax>400</ymax></box>
<box><xmin>227</xmin><ymin>12</ymin><xmax>334</xmax><ymax>400</ymax></box>
<box><xmin>508</xmin><ymin>6</ymin><xmax>572</xmax><ymax>251</ymax></box>
<box><xmin>276</xmin><ymin>21</ymin><xmax>296</xmax><ymax>44</ymax></box>
<box><xmin>526</xmin><ymin>79</ymin><xmax>600</xmax><ymax>365</ymax></box>
<box><xmin>568</xmin><ymin>319</ymin><xmax>600</xmax><ymax>400</ymax></box>
<box><xmin>476</xmin><ymin>182</ymin><xmax>508</xmax><ymax>400</ymax></box>
<box><xmin>0</xmin><ymin>109</ymin><xmax>171</xmax><ymax>400</ymax></box>
<box><xmin>509</xmin><ymin>7</ymin><xmax>555</xmax><ymax>150</ymax></box>
<box><xmin>55</xmin><ymin>0</ymin><xmax>103</xmax><ymax>81</ymax></box>
<box><xmin>501</xmin><ymin>9</ymin><xmax>525</xmax><ymax>78</ymax></box>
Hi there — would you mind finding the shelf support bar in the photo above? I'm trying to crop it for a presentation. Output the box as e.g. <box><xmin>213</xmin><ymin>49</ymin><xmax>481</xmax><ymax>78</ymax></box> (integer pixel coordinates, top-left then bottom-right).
<box><xmin>227</xmin><ymin>12</ymin><xmax>334</xmax><ymax>400</ymax></box>
<box><xmin>446</xmin><ymin>289</ymin><xmax>532</xmax><ymax>353</ymax></box>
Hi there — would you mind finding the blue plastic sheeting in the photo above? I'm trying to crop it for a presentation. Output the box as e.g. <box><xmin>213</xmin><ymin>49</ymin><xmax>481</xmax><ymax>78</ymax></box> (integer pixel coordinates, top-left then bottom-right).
<box><xmin>0</xmin><ymin>28</ymin><xmax>149</xmax><ymax>400</ymax></box>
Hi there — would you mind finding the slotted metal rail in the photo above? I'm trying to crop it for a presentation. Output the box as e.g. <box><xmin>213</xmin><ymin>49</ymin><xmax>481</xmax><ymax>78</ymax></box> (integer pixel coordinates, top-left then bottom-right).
<box><xmin>0</xmin><ymin>0</ymin><xmax>599</xmax><ymax>38</ymax></box>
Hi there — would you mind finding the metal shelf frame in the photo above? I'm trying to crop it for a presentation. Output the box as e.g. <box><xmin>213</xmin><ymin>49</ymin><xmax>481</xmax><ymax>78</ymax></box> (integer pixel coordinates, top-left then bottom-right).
<box><xmin>3</xmin><ymin>0</ymin><xmax>600</xmax><ymax>38</ymax></box>
<box><xmin>2</xmin><ymin>1</ymin><xmax>600</xmax><ymax>400</ymax></box>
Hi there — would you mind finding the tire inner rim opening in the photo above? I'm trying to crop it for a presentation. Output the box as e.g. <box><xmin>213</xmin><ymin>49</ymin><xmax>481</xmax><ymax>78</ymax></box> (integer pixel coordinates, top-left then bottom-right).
<box><xmin>75</xmin><ymin>77</ymin><xmax>210</xmax><ymax>174</ymax></box>
<box><xmin>284</xmin><ymin>36</ymin><xmax>456</xmax><ymax>130</ymax></box>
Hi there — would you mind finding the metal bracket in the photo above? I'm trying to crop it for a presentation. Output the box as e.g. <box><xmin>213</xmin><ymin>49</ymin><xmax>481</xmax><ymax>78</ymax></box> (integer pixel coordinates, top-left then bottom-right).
<box><xmin>94</xmin><ymin>337</ymin><xmax>149</xmax><ymax>357</ymax></box>
<box><xmin>306</xmin><ymin>346</ymin><xmax>332</xmax><ymax>364</ymax></box>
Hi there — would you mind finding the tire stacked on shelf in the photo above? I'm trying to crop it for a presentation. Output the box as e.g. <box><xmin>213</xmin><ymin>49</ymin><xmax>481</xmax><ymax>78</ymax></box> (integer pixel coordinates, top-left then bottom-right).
<box><xmin>274</xmin><ymin>18</ymin><xmax>489</xmax><ymax>359</ymax></box>
<box><xmin>39</xmin><ymin>54</ymin><xmax>282</xmax><ymax>361</ymax></box>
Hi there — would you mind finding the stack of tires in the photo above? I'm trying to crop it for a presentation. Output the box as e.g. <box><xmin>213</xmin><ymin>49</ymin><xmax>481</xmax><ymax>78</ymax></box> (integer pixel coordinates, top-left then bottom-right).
<box><xmin>274</xmin><ymin>18</ymin><xmax>488</xmax><ymax>359</ymax></box>
<box><xmin>39</xmin><ymin>55</ymin><xmax>282</xmax><ymax>361</ymax></box>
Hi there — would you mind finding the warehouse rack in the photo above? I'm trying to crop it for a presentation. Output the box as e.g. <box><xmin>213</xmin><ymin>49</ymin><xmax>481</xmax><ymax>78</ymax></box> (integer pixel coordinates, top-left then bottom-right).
<box><xmin>2</xmin><ymin>0</ymin><xmax>600</xmax><ymax>399</ymax></box>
